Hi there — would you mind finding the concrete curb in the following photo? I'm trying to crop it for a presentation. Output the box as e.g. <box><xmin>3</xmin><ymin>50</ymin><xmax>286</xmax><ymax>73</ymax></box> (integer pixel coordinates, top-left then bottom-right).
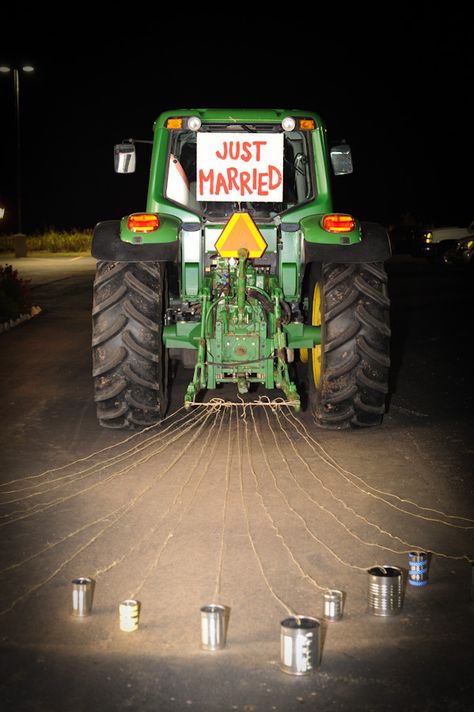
<box><xmin>0</xmin><ymin>305</ymin><xmax>42</xmax><ymax>334</ymax></box>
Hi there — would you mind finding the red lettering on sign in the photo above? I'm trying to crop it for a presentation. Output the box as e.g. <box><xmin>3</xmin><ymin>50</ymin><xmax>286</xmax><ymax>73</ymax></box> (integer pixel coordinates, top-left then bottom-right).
<box><xmin>229</xmin><ymin>142</ymin><xmax>240</xmax><ymax>160</ymax></box>
<box><xmin>240</xmin><ymin>172</ymin><xmax>252</xmax><ymax>196</ymax></box>
<box><xmin>258</xmin><ymin>172</ymin><xmax>269</xmax><ymax>196</ymax></box>
<box><xmin>198</xmin><ymin>162</ymin><xmax>282</xmax><ymax>198</ymax></box>
<box><xmin>199</xmin><ymin>169</ymin><xmax>214</xmax><ymax>195</ymax></box>
<box><xmin>215</xmin><ymin>172</ymin><xmax>229</xmax><ymax>195</ymax></box>
<box><xmin>253</xmin><ymin>141</ymin><xmax>266</xmax><ymax>161</ymax></box>
<box><xmin>227</xmin><ymin>167</ymin><xmax>239</xmax><ymax>192</ymax></box>
<box><xmin>214</xmin><ymin>140</ymin><xmax>269</xmax><ymax>162</ymax></box>
<box><xmin>268</xmin><ymin>165</ymin><xmax>282</xmax><ymax>190</ymax></box>
<box><xmin>240</xmin><ymin>141</ymin><xmax>252</xmax><ymax>162</ymax></box>
<box><xmin>215</xmin><ymin>145</ymin><xmax>227</xmax><ymax>160</ymax></box>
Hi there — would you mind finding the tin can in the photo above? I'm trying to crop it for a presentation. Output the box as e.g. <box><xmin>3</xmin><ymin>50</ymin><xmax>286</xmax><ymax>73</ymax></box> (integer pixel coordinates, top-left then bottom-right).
<box><xmin>119</xmin><ymin>599</ymin><xmax>141</xmax><ymax>632</ymax></box>
<box><xmin>71</xmin><ymin>577</ymin><xmax>95</xmax><ymax>617</ymax></box>
<box><xmin>200</xmin><ymin>604</ymin><xmax>226</xmax><ymax>650</ymax></box>
<box><xmin>367</xmin><ymin>566</ymin><xmax>403</xmax><ymax>616</ymax></box>
<box><xmin>280</xmin><ymin>616</ymin><xmax>320</xmax><ymax>675</ymax></box>
<box><xmin>323</xmin><ymin>589</ymin><xmax>344</xmax><ymax>620</ymax></box>
<box><xmin>408</xmin><ymin>551</ymin><xmax>429</xmax><ymax>587</ymax></box>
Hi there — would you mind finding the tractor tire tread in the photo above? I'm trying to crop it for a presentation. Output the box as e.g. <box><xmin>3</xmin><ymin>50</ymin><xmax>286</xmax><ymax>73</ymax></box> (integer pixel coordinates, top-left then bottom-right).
<box><xmin>92</xmin><ymin>261</ymin><xmax>167</xmax><ymax>429</ymax></box>
<box><xmin>308</xmin><ymin>261</ymin><xmax>390</xmax><ymax>429</ymax></box>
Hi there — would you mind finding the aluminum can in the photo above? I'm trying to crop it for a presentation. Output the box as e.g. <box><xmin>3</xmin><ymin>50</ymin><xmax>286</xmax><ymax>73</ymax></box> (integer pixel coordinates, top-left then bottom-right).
<box><xmin>200</xmin><ymin>604</ymin><xmax>226</xmax><ymax>650</ymax></box>
<box><xmin>367</xmin><ymin>566</ymin><xmax>403</xmax><ymax>616</ymax></box>
<box><xmin>280</xmin><ymin>616</ymin><xmax>320</xmax><ymax>675</ymax></box>
<box><xmin>323</xmin><ymin>589</ymin><xmax>344</xmax><ymax>620</ymax></box>
<box><xmin>71</xmin><ymin>577</ymin><xmax>94</xmax><ymax>617</ymax></box>
<box><xmin>408</xmin><ymin>551</ymin><xmax>429</xmax><ymax>587</ymax></box>
<box><xmin>119</xmin><ymin>599</ymin><xmax>141</xmax><ymax>632</ymax></box>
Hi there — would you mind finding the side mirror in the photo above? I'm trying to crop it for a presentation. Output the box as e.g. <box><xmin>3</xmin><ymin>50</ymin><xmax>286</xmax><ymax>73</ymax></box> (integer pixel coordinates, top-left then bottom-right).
<box><xmin>330</xmin><ymin>143</ymin><xmax>353</xmax><ymax>175</ymax></box>
<box><xmin>114</xmin><ymin>143</ymin><xmax>136</xmax><ymax>174</ymax></box>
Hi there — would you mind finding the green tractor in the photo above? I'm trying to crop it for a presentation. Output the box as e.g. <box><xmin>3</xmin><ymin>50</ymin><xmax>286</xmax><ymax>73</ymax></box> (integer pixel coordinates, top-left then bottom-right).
<box><xmin>91</xmin><ymin>109</ymin><xmax>391</xmax><ymax>429</ymax></box>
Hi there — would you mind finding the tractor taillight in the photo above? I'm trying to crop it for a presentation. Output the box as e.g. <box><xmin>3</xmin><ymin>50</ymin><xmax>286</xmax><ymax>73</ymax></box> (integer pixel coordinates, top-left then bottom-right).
<box><xmin>322</xmin><ymin>214</ymin><xmax>356</xmax><ymax>233</ymax></box>
<box><xmin>128</xmin><ymin>213</ymin><xmax>160</xmax><ymax>233</ymax></box>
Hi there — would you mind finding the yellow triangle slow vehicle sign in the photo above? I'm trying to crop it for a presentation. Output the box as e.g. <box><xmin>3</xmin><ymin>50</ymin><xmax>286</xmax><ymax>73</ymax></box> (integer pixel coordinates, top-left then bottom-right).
<box><xmin>215</xmin><ymin>212</ymin><xmax>267</xmax><ymax>258</ymax></box>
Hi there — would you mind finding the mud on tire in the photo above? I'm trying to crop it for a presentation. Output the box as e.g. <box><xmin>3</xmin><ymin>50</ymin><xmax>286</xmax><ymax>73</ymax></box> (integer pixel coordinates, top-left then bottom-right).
<box><xmin>308</xmin><ymin>262</ymin><xmax>390</xmax><ymax>429</ymax></box>
<box><xmin>92</xmin><ymin>261</ymin><xmax>168</xmax><ymax>428</ymax></box>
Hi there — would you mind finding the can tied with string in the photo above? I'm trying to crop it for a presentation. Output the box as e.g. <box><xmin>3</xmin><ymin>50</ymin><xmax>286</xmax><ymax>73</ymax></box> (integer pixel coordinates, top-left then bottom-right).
<box><xmin>200</xmin><ymin>604</ymin><xmax>226</xmax><ymax>650</ymax></box>
<box><xmin>280</xmin><ymin>616</ymin><xmax>320</xmax><ymax>675</ymax></box>
<box><xmin>119</xmin><ymin>599</ymin><xmax>141</xmax><ymax>632</ymax></box>
<box><xmin>323</xmin><ymin>590</ymin><xmax>344</xmax><ymax>621</ymax></box>
<box><xmin>71</xmin><ymin>577</ymin><xmax>95</xmax><ymax>617</ymax></box>
<box><xmin>367</xmin><ymin>566</ymin><xmax>403</xmax><ymax>616</ymax></box>
<box><xmin>408</xmin><ymin>551</ymin><xmax>429</xmax><ymax>587</ymax></box>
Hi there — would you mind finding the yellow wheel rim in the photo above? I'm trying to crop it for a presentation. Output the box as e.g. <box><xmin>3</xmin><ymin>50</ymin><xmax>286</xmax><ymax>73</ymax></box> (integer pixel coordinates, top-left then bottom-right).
<box><xmin>311</xmin><ymin>282</ymin><xmax>322</xmax><ymax>388</ymax></box>
<box><xmin>300</xmin><ymin>347</ymin><xmax>309</xmax><ymax>363</ymax></box>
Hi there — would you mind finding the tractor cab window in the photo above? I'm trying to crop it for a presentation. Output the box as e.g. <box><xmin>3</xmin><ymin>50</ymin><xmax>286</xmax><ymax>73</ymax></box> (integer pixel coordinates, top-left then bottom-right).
<box><xmin>165</xmin><ymin>124</ymin><xmax>314</xmax><ymax>220</ymax></box>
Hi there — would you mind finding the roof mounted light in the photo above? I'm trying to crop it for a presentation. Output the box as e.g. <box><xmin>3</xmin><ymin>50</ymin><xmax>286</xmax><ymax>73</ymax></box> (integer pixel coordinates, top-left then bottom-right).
<box><xmin>187</xmin><ymin>116</ymin><xmax>202</xmax><ymax>131</ymax></box>
<box><xmin>166</xmin><ymin>118</ymin><xmax>183</xmax><ymax>129</ymax></box>
<box><xmin>281</xmin><ymin>116</ymin><xmax>296</xmax><ymax>132</ymax></box>
<box><xmin>299</xmin><ymin>118</ymin><xmax>316</xmax><ymax>130</ymax></box>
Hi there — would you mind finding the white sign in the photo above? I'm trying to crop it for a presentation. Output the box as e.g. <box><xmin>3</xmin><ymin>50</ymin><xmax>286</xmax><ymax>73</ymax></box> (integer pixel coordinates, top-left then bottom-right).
<box><xmin>196</xmin><ymin>132</ymin><xmax>284</xmax><ymax>202</ymax></box>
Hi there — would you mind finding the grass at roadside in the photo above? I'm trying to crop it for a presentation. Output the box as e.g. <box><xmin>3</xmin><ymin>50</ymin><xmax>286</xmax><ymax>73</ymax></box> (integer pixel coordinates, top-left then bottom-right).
<box><xmin>0</xmin><ymin>229</ymin><xmax>92</xmax><ymax>254</ymax></box>
<box><xmin>1</xmin><ymin>251</ymin><xmax>91</xmax><ymax>259</ymax></box>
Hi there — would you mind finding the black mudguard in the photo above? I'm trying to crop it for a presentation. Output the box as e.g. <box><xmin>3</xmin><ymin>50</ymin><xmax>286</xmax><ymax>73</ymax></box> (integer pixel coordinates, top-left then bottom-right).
<box><xmin>91</xmin><ymin>221</ymin><xmax>179</xmax><ymax>262</ymax></box>
<box><xmin>304</xmin><ymin>222</ymin><xmax>392</xmax><ymax>264</ymax></box>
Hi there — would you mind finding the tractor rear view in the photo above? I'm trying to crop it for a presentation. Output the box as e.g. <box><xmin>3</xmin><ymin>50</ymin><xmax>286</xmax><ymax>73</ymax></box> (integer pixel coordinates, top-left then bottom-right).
<box><xmin>91</xmin><ymin>109</ymin><xmax>391</xmax><ymax>429</ymax></box>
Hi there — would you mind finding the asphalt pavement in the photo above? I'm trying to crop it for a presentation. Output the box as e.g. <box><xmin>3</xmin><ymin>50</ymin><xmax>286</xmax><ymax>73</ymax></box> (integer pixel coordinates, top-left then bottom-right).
<box><xmin>0</xmin><ymin>255</ymin><xmax>473</xmax><ymax>712</ymax></box>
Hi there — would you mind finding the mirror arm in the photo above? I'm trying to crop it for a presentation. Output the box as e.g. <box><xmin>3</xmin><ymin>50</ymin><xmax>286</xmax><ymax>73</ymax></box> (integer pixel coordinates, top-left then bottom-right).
<box><xmin>123</xmin><ymin>138</ymin><xmax>153</xmax><ymax>145</ymax></box>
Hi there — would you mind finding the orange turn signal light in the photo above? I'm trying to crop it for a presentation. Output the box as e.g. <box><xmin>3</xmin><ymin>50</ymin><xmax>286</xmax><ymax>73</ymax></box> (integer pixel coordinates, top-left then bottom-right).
<box><xmin>299</xmin><ymin>118</ymin><xmax>316</xmax><ymax>130</ymax></box>
<box><xmin>128</xmin><ymin>213</ymin><xmax>160</xmax><ymax>233</ymax></box>
<box><xmin>166</xmin><ymin>118</ymin><xmax>183</xmax><ymax>129</ymax></box>
<box><xmin>322</xmin><ymin>214</ymin><xmax>356</xmax><ymax>233</ymax></box>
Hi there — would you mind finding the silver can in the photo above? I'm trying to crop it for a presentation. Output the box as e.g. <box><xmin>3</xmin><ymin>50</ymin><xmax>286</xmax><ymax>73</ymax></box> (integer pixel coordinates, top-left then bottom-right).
<box><xmin>367</xmin><ymin>566</ymin><xmax>403</xmax><ymax>616</ymax></box>
<box><xmin>119</xmin><ymin>599</ymin><xmax>141</xmax><ymax>632</ymax></box>
<box><xmin>71</xmin><ymin>577</ymin><xmax>95</xmax><ymax>617</ymax></box>
<box><xmin>280</xmin><ymin>616</ymin><xmax>320</xmax><ymax>675</ymax></box>
<box><xmin>408</xmin><ymin>551</ymin><xmax>429</xmax><ymax>587</ymax></box>
<box><xmin>323</xmin><ymin>589</ymin><xmax>344</xmax><ymax>621</ymax></box>
<box><xmin>200</xmin><ymin>604</ymin><xmax>226</xmax><ymax>651</ymax></box>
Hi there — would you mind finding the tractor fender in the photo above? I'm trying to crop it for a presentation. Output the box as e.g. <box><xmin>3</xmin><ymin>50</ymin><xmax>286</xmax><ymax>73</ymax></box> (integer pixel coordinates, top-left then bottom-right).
<box><xmin>304</xmin><ymin>222</ymin><xmax>392</xmax><ymax>264</ymax></box>
<box><xmin>91</xmin><ymin>220</ymin><xmax>179</xmax><ymax>262</ymax></box>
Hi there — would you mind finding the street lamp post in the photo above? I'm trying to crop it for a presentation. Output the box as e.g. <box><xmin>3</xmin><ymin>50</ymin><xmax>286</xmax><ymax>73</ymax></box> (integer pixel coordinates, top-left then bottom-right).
<box><xmin>0</xmin><ymin>64</ymin><xmax>34</xmax><ymax>240</ymax></box>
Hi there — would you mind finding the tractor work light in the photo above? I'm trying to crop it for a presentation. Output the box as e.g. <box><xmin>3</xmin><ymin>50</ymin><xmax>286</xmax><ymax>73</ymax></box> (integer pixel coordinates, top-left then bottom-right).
<box><xmin>187</xmin><ymin>116</ymin><xmax>202</xmax><ymax>131</ymax></box>
<box><xmin>128</xmin><ymin>213</ymin><xmax>160</xmax><ymax>233</ymax></box>
<box><xmin>166</xmin><ymin>118</ymin><xmax>183</xmax><ymax>129</ymax></box>
<box><xmin>281</xmin><ymin>116</ymin><xmax>296</xmax><ymax>131</ymax></box>
<box><xmin>322</xmin><ymin>214</ymin><xmax>356</xmax><ymax>233</ymax></box>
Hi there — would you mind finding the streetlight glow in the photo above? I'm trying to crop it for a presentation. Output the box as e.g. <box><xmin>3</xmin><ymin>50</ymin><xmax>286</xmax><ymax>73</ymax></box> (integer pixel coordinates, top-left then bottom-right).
<box><xmin>0</xmin><ymin>63</ymin><xmax>35</xmax><ymax>235</ymax></box>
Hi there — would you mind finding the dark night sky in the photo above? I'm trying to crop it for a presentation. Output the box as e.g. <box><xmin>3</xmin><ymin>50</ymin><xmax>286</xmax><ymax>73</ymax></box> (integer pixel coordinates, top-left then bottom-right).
<box><xmin>0</xmin><ymin>6</ymin><xmax>472</xmax><ymax>234</ymax></box>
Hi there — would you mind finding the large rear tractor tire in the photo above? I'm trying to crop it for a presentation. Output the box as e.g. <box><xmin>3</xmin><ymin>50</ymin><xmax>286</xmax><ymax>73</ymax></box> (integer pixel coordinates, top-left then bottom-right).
<box><xmin>307</xmin><ymin>262</ymin><xmax>390</xmax><ymax>429</ymax></box>
<box><xmin>92</xmin><ymin>261</ymin><xmax>168</xmax><ymax>429</ymax></box>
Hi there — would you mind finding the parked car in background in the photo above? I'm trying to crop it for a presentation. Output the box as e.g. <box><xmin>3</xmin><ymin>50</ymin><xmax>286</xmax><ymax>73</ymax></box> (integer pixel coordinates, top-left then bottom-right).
<box><xmin>440</xmin><ymin>234</ymin><xmax>474</xmax><ymax>266</ymax></box>
<box><xmin>419</xmin><ymin>222</ymin><xmax>474</xmax><ymax>261</ymax></box>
